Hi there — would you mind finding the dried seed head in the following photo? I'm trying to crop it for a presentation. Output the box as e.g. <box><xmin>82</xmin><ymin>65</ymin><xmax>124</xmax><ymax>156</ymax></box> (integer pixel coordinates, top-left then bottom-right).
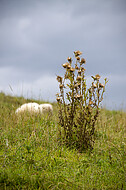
<box><xmin>74</xmin><ymin>50</ymin><xmax>82</xmax><ymax>57</ymax></box>
<box><xmin>78</xmin><ymin>70</ymin><xmax>81</xmax><ymax>75</ymax></box>
<box><xmin>57</xmin><ymin>76</ymin><xmax>62</xmax><ymax>83</ymax></box>
<box><xmin>75</xmin><ymin>64</ymin><xmax>79</xmax><ymax>70</ymax></box>
<box><xmin>95</xmin><ymin>74</ymin><xmax>101</xmax><ymax>80</ymax></box>
<box><xmin>67</xmin><ymin>64</ymin><xmax>71</xmax><ymax>70</ymax></box>
<box><xmin>56</xmin><ymin>97</ymin><xmax>61</xmax><ymax>102</ymax></box>
<box><xmin>76</xmin><ymin>76</ymin><xmax>82</xmax><ymax>81</ymax></box>
<box><xmin>80</xmin><ymin>58</ymin><xmax>86</xmax><ymax>64</ymax></box>
<box><xmin>92</xmin><ymin>83</ymin><xmax>97</xmax><ymax>88</ymax></box>
<box><xmin>67</xmin><ymin>57</ymin><xmax>72</xmax><ymax>63</ymax></box>
<box><xmin>81</xmin><ymin>67</ymin><xmax>86</xmax><ymax>72</ymax></box>
<box><xmin>59</xmin><ymin>84</ymin><xmax>64</xmax><ymax>89</ymax></box>
<box><xmin>69</xmin><ymin>67</ymin><xmax>75</xmax><ymax>73</ymax></box>
<box><xmin>62</xmin><ymin>62</ymin><xmax>69</xmax><ymax>68</ymax></box>
<box><xmin>76</xmin><ymin>56</ymin><xmax>80</xmax><ymax>61</ymax></box>
<box><xmin>75</xmin><ymin>94</ymin><xmax>83</xmax><ymax>99</ymax></box>
<box><xmin>99</xmin><ymin>83</ymin><xmax>104</xmax><ymax>88</ymax></box>
<box><xmin>91</xmin><ymin>74</ymin><xmax>101</xmax><ymax>80</ymax></box>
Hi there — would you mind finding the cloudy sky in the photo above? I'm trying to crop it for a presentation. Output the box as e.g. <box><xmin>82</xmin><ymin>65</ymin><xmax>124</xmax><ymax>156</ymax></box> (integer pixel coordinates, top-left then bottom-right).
<box><xmin>0</xmin><ymin>0</ymin><xmax>126</xmax><ymax>110</ymax></box>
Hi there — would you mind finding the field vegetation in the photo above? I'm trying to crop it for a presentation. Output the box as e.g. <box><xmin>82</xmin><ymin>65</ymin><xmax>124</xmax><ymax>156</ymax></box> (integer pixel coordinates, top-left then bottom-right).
<box><xmin>0</xmin><ymin>92</ymin><xmax>126</xmax><ymax>189</ymax></box>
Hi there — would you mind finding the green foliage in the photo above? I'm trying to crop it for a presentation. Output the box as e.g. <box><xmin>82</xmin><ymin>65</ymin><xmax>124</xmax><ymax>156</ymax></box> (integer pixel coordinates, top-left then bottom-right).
<box><xmin>56</xmin><ymin>51</ymin><xmax>108</xmax><ymax>151</ymax></box>
<box><xmin>0</xmin><ymin>93</ymin><xmax>125</xmax><ymax>189</ymax></box>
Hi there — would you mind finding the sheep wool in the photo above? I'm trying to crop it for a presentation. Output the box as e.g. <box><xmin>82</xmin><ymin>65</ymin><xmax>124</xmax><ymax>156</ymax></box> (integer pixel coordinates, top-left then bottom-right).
<box><xmin>39</xmin><ymin>104</ymin><xmax>53</xmax><ymax>114</ymax></box>
<box><xmin>15</xmin><ymin>103</ymin><xmax>53</xmax><ymax>115</ymax></box>
<box><xmin>15</xmin><ymin>102</ymin><xmax>39</xmax><ymax>114</ymax></box>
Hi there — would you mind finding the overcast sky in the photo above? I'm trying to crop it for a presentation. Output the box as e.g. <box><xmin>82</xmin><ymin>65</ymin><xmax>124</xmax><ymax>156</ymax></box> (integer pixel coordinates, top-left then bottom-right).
<box><xmin>0</xmin><ymin>0</ymin><xmax>126</xmax><ymax>110</ymax></box>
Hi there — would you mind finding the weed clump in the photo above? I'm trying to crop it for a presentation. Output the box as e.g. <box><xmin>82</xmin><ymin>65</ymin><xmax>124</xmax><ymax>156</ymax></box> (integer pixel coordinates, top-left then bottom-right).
<box><xmin>56</xmin><ymin>51</ymin><xmax>108</xmax><ymax>151</ymax></box>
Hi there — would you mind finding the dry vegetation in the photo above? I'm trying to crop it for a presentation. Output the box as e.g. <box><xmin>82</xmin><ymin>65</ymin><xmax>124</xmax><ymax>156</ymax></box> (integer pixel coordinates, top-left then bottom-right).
<box><xmin>56</xmin><ymin>51</ymin><xmax>108</xmax><ymax>151</ymax></box>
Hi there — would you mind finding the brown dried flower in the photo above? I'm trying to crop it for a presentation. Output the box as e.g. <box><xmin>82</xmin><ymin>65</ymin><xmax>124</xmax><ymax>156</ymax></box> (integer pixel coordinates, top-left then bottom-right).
<box><xmin>91</xmin><ymin>74</ymin><xmax>101</xmax><ymax>81</ymax></box>
<box><xmin>76</xmin><ymin>76</ymin><xmax>82</xmax><ymax>81</ymax></box>
<box><xmin>57</xmin><ymin>76</ymin><xmax>62</xmax><ymax>83</ymax></box>
<box><xmin>92</xmin><ymin>83</ymin><xmax>97</xmax><ymax>88</ymax></box>
<box><xmin>81</xmin><ymin>67</ymin><xmax>86</xmax><ymax>72</ymax></box>
<box><xmin>62</xmin><ymin>62</ymin><xmax>69</xmax><ymax>68</ymax></box>
<box><xmin>56</xmin><ymin>97</ymin><xmax>61</xmax><ymax>102</ymax></box>
<box><xmin>95</xmin><ymin>74</ymin><xmax>101</xmax><ymax>80</ymax></box>
<box><xmin>67</xmin><ymin>64</ymin><xmax>71</xmax><ymax>69</ymax></box>
<box><xmin>69</xmin><ymin>67</ymin><xmax>75</xmax><ymax>73</ymax></box>
<box><xmin>74</xmin><ymin>50</ymin><xmax>82</xmax><ymax>57</ymax></box>
<box><xmin>75</xmin><ymin>64</ymin><xmax>79</xmax><ymax>70</ymax></box>
<box><xmin>99</xmin><ymin>83</ymin><xmax>104</xmax><ymax>88</ymax></box>
<box><xmin>75</xmin><ymin>94</ymin><xmax>83</xmax><ymax>99</ymax></box>
<box><xmin>80</xmin><ymin>58</ymin><xmax>86</xmax><ymax>64</ymax></box>
<box><xmin>59</xmin><ymin>84</ymin><xmax>64</xmax><ymax>89</ymax></box>
<box><xmin>67</xmin><ymin>57</ymin><xmax>72</xmax><ymax>63</ymax></box>
<box><xmin>76</xmin><ymin>56</ymin><xmax>80</xmax><ymax>61</ymax></box>
<box><xmin>78</xmin><ymin>70</ymin><xmax>81</xmax><ymax>75</ymax></box>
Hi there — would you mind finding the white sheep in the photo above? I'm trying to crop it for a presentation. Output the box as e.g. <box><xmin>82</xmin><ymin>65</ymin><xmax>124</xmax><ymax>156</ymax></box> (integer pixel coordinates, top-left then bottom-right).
<box><xmin>38</xmin><ymin>104</ymin><xmax>53</xmax><ymax>114</ymax></box>
<box><xmin>15</xmin><ymin>102</ymin><xmax>53</xmax><ymax>115</ymax></box>
<box><xmin>15</xmin><ymin>102</ymin><xmax>39</xmax><ymax>114</ymax></box>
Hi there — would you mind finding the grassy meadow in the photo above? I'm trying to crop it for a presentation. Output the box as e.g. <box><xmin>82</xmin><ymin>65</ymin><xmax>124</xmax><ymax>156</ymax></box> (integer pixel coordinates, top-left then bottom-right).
<box><xmin>0</xmin><ymin>92</ymin><xmax>126</xmax><ymax>189</ymax></box>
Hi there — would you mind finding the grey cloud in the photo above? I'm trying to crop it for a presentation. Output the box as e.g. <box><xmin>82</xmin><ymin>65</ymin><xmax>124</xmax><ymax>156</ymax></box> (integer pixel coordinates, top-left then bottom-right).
<box><xmin>0</xmin><ymin>0</ymin><xmax>126</xmax><ymax>108</ymax></box>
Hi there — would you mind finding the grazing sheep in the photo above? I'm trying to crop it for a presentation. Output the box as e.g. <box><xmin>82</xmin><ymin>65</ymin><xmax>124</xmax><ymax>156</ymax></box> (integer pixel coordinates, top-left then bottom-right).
<box><xmin>15</xmin><ymin>102</ymin><xmax>53</xmax><ymax>115</ymax></box>
<box><xmin>15</xmin><ymin>102</ymin><xmax>39</xmax><ymax>114</ymax></box>
<box><xmin>38</xmin><ymin>104</ymin><xmax>53</xmax><ymax>114</ymax></box>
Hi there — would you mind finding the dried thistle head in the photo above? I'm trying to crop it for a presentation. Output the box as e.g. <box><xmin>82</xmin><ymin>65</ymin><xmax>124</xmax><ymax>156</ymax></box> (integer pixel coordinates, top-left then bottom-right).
<box><xmin>59</xmin><ymin>84</ymin><xmax>64</xmax><ymax>89</ymax></box>
<box><xmin>75</xmin><ymin>94</ymin><xmax>83</xmax><ymax>100</ymax></box>
<box><xmin>91</xmin><ymin>74</ymin><xmax>101</xmax><ymax>81</ymax></box>
<box><xmin>62</xmin><ymin>62</ymin><xmax>69</xmax><ymax>68</ymax></box>
<box><xmin>67</xmin><ymin>64</ymin><xmax>71</xmax><ymax>70</ymax></box>
<box><xmin>78</xmin><ymin>70</ymin><xmax>81</xmax><ymax>76</ymax></box>
<box><xmin>74</xmin><ymin>50</ymin><xmax>82</xmax><ymax>57</ymax></box>
<box><xmin>75</xmin><ymin>64</ymin><xmax>79</xmax><ymax>70</ymax></box>
<box><xmin>76</xmin><ymin>76</ymin><xmax>82</xmax><ymax>82</ymax></box>
<box><xmin>80</xmin><ymin>58</ymin><xmax>86</xmax><ymax>64</ymax></box>
<box><xmin>56</xmin><ymin>97</ymin><xmax>61</xmax><ymax>102</ymax></box>
<box><xmin>80</xmin><ymin>67</ymin><xmax>86</xmax><ymax>72</ymax></box>
<box><xmin>57</xmin><ymin>76</ymin><xmax>62</xmax><ymax>83</ymax></box>
<box><xmin>69</xmin><ymin>67</ymin><xmax>75</xmax><ymax>73</ymax></box>
<box><xmin>99</xmin><ymin>83</ymin><xmax>104</xmax><ymax>88</ymax></box>
<box><xmin>67</xmin><ymin>57</ymin><xmax>72</xmax><ymax>63</ymax></box>
<box><xmin>92</xmin><ymin>83</ymin><xmax>97</xmax><ymax>88</ymax></box>
<box><xmin>95</xmin><ymin>74</ymin><xmax>101</xmax><ymax>80</ymax></box>
<box><xmin>76</xmin><ymin>56</ymin><xmax>80</xmax><ymax>61</ymax></box>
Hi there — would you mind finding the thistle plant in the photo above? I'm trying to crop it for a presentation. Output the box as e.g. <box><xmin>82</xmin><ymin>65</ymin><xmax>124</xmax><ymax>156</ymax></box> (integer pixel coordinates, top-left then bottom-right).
<box><xmin>56</xmin><ymin>51</ymin><xmax>108</xmax><ymax>151</ymax></box>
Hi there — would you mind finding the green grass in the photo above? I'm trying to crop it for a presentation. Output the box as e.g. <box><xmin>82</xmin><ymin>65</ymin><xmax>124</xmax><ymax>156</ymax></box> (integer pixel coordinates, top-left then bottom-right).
<box><xmin>0</xmin><ymin>92</ymin><xmax>126</xmax><ymax>189</ymax></box>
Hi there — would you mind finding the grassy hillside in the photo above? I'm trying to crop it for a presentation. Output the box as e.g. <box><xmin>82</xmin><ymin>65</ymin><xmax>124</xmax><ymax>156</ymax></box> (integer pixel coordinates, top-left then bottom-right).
<box><xmin>0</xmin><ymin>92</ymin><xmax>125</xmax><ymax>189</ymax></box>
